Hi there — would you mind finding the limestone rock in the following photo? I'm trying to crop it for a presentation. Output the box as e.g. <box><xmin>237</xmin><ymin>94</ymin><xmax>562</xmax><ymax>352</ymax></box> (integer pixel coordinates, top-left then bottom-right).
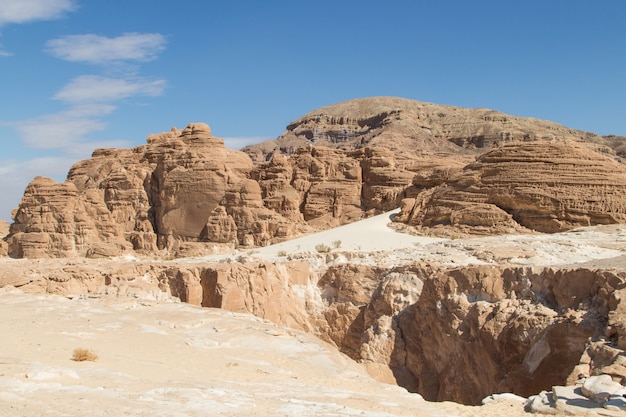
<box><xmin>215</xmin><ymin>179</ymin><xmax>303</xmax><ymax>247</ymax></box>
<box><xmin>582</xmin><ymin>375</ymin><xmax>625</xmax><ymax>403</ymax></box>
<box><xmin>7</xmin><ymin>177</ymin><xmax>132</xmax><ymax>258</ymax></box>
<box><xmin>7</xmin><ymin>124</ymin><xmax>420</xmax><ymax>258</ymax></box>
<box><xmin>3</xmin><ymin>252</ymin><xmax>626</xmax><ymax>408</ymax></box>
<box><xmin>397</xmin><ymin>141</ymin><xmax>626</xmax><ymax>235</ymax></box>
<box><xmin>195</xmin><ymin>262</ymin><xmax>315</xmax><ymax>331</ymax></box>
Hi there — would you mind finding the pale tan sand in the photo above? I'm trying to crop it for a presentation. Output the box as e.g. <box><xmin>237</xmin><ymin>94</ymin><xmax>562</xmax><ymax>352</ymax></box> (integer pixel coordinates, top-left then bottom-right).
<box><xmin>0</xmin><ymin>287</ymin><xmax>551</xmax><ymax>417</ymax></box>
<box><xmin>2</xmin><ymin>212</ymin><xmax>624</xmax><ymax>416</ymax></box>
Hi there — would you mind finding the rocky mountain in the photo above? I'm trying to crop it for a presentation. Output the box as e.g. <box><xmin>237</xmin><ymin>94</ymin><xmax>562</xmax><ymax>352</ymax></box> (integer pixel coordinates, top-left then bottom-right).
<box><xmin>243</xmin><ymin>96</ymin><xmax>621</xmax><ymax>163</ymax></box>
<box><xmin>4</xmin><ymin>97</ymin><xmax>626</xmax><ymax>258</ymax></box>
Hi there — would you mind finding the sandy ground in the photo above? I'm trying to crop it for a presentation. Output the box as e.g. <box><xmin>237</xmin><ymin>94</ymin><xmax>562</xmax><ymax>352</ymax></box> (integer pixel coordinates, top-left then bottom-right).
<box><xmin>195</xmin><ymin>209</ymin><xmax>626</xmax><ymax>269</ymax></box>
<box><xmin>2</xmin><ymin>211</ymin><xmax>625</xmax><ymax>416</ymax></box>
<box><xmin>0</xmin><ymin>286</ymin><xmax>540</xmax><ymax>417</ymax></box>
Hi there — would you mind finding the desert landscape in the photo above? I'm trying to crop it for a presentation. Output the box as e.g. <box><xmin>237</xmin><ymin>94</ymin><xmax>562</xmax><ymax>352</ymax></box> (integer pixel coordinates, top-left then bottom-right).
<box><xmin>2</xmin><ymin>97</ymin><xmax>626</xmax><ymax>416</ymax></box>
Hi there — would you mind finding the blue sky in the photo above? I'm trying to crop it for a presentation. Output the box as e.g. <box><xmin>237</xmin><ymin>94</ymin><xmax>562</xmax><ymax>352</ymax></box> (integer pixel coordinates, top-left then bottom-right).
<box><xmin>1</xmin><ymin>0</ymin><xmax>625</xmax><ymax>222</ymax></box>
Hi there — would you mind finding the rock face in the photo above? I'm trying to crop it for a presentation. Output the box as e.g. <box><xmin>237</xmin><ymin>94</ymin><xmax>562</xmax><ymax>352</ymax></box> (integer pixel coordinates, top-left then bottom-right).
<box><xmin>0</xmin><ymin>220</ymin><xmax>8</xmax><ymax>256</ymax></box>
<box><xmin>313</xmin><ymin>264</ymin><xmax>626</xmax><ymax>405</ymax></box>
<box><xmin>244</xmin><ymin>96</ymin><xmax>603</xmax><ymax>162</ymax></box>
<box><xmin>396</xmin><ymin>141</ymin><xmax>626</xmax><ymax>235</ymax></box>
<box><xmin>6</xmin><ymin>98</ymin><xmax>626</xmax><ymax>258</ymax></box>
<box><xmin>5</xmin><ymin>124</ymin><xmax>419</xmax><ymax>258</ymax></box>
<box><xmin>7</xmin><ymin>124</ymin><xmax>257</xmax><ymax>258</ymax></box>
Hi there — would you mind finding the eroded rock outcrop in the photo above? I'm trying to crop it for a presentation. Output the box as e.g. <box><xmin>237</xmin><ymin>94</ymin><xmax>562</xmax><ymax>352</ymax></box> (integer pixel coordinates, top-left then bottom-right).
<box><xmin>312</xmin><ymin>264</ymin><xmax>626</xmax><ymax>405</ymax></box>
<box><xmin>7</xmin><ymin>98</ymin><xmax>626</xmax><ymax>258</ymax></box>
<box><xmin>243</xmin><ymin>97</ymin><xmax>604</xmax><ymax>163</ymax></box>
<box><xmin>397</xmin><ymin>141</ymin><xmax>626</xmax><ymax>235</ymax></box>
<box><xmin>0</xmin><ymin>220</ymin><xmax>9</xmax><ymax>256</ymax></box>
<box><xmin>6</xmin><ymin>122</ymin><xmax>421</xmax><ymax>258</ymax></box>
<box><xmin>7</xmin><ymin>124</ymin><xmax>258</xmax><ymax>258</ymax></box>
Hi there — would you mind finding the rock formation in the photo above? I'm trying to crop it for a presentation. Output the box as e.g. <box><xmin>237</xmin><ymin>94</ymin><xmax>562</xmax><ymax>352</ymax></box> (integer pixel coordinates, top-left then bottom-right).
<box><xmin>310</xmin><ymin>263</ymin><xmax>626</xmax><ymax>404</ymax></box>
<box><xmin>0</xmin><ymin>220</ymin><xmax>8</xmax><ymax>256</ymax></box>
<box><xmin>243</xmin><ymin>96</ymin><xmax>620</xmax><ymax>166</ymax></box>
<box><xmin>396</xmin><ymin>141</ymin><xmax>626</xmax><ymax>235</ymax></box>
<box><xmin>5</xmin><ymin>123</ymin><xmax>420</xmax><ymax>258</ymax></box>
<box><xmin>6</xmin><ymin>124</ymin><xmax>260</xmax><ymax>258</ymax></box>
<box><xmin>6</xmin><ymin>98</ymin><xmax>626</xmax><ymax>258</ymax></box>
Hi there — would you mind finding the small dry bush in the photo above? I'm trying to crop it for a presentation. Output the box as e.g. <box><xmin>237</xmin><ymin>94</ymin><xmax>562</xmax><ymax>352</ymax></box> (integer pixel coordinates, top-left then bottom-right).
<box><xmin>72</xmin><ymin>348</ymin><xmax>98</xmax><ymax>362</ymax></box>
<box><xmin>315</xmin><ymin>243</ymin><xmax>332</xmax><ymax>253</ymax></box>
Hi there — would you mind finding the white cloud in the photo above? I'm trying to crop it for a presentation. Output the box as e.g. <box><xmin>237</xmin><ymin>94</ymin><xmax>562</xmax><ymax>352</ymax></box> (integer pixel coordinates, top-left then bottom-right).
<box><xmin>0</xmin><ymin>0</ymin><xmax>76</xmax><ymax>27</ymax></box>
<box><xmin>54</xmin><ymin>75</ymin><xmax>166</xmax><ymax>103</ymax></box>
<box><xmin>46</xmin><ymin>32</ymin><xmax>166</xmax><ymax>65</ymax></box>
<box><xmin>11</xmin><ymin>105</ymin><xmax>114</xmax><ymax>152</ymax></box>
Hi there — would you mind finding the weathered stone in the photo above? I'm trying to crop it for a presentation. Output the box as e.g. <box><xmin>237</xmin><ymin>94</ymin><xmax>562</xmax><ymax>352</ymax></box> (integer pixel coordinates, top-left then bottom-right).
<box><xmin>0</xmin><ymin>220</ymin><xmax>8</xmax><ymax>256</ymax></box>
<box><xmin>582</xmin><ymin>375</ymin><xmax>625</xmax><ymax>403</ymax></box>
<box><xmin>397</xmin><ymin>141</ymin><xmax>626</xmax><ymax>235</ymax></box>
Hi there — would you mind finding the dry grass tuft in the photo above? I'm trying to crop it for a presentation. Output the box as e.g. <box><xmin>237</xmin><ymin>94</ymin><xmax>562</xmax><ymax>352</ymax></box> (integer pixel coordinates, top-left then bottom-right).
<box><xmin>72</xmin><ymin>348</ymin><xmax>98</xmax><ymax>362</ymax></box>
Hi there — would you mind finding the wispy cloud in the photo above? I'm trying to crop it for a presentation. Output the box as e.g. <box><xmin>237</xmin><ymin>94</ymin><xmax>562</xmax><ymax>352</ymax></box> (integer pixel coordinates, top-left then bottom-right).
<box><xmin>46</xmin><ymin>33</ymin><xmax>166</xmax><ymax>65</ymax></box>
<box><xmin>13</xmin><ymin>32</ymin><xmax>168</xmax><ymax>153</ymax></box>
<box><xmin>0</xmin><ymin>0</ymin><xmax>76</xmax><ymax>56</ymax></box>
<box><xmin>54</xmin><ymin>75</ymin><xmax>166</xmax><ymax>103</ymax></box>
<box><xmin>11</xmin><ymin>105</ymin><xmax>115</xmax><ymax>152</ymax></box>
<box><xmin>0</xmin><ymin>0</ymin><xmax>76</xmax><ymax>27</ymax></box>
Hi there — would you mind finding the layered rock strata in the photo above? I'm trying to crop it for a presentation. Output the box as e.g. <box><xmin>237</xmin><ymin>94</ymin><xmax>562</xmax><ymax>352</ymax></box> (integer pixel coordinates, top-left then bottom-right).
<box><xmin>397</xmin><ymin>141</ymin><xmax>626</xmax><ymax>235</ymax></box>
<box><xmin>243</xmin><ymin>96</ymin><xmax>618</xmax><ymax>165</ymax></box>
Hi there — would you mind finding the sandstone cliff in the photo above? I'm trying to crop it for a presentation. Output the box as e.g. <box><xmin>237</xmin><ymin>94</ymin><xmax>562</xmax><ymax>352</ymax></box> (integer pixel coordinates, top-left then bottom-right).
<box><xmin>396</xmin><ymin>141</ymin><xmax>626</xmax><ymax>235</ymax></box>
<box><xmin>243</xmin><ymin>96</ymin><xmax>616</xmax><ymax>164</ymax></box>
<box><xmin>7</xmin><ymin>124</ymin><xmax>261</xmax><ymax>258</ymax></box>
<box><xmin>5</xmin><ymin>123</ymin><xmax>419</xmax><ymax>258</ymax></box>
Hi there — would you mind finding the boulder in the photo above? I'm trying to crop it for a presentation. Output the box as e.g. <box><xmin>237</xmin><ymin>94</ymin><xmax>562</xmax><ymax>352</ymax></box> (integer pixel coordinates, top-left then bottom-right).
<box><xmin>582</xmin><ymin>375</ymin><xmax>625</xmax><ymax>403</ymax></box>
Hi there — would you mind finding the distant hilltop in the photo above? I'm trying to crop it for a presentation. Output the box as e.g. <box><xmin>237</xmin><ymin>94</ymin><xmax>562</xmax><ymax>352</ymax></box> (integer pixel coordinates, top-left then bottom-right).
<box><xmin>243</xmin><ymin>96</ymin><xmax>626</xmax><ymax>163</ymax></box>
<box><xmin>3</xmin><ymin>97</ymin><xmax>626</xmax><ymax>258</ymax></box>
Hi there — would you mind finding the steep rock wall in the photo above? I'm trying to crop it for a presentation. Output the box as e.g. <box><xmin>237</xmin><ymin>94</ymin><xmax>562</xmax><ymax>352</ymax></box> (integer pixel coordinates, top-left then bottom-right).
<box><xmin>6</xmin><ymin>124</ymin><xmax>417</xmax><ymax>258</ymax></box>
<box><xmin>312</xmin><ymin>264</ymin><xmax>625</xmax><ymax>404</ymax></box>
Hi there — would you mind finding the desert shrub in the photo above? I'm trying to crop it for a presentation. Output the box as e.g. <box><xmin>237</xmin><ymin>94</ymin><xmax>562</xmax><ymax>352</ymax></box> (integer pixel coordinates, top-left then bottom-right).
<box><xmin>277</xmin><ymin>250</ymin><xmax>287</xmax><ymax>257</ymax></box>
<box><xmin>332</xmin><ymin>240</ymin><xmax>342</xmax><ymax>249</ymax></box>
<box><xmin>315</xmin><ymin>243</ymin><xmax>331</xmax><ymax>253</ymax></box>
<box><xmin>72</xmin><ymin>348</ymin><xmax>98</xmax><ymax>362</ymax></box>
